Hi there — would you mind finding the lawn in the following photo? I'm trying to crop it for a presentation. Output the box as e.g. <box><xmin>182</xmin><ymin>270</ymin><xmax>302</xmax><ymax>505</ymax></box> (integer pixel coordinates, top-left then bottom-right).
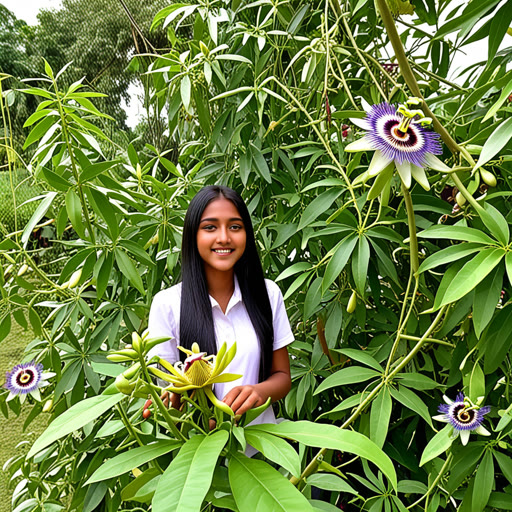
<box><xmin>0</xmin><ymin>324</ymin><xmax>48</xmax><ymax>512</ymax></box>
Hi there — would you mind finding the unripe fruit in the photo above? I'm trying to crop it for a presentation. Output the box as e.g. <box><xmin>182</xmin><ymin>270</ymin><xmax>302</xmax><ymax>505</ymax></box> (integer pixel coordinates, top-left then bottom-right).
<box><xmin>480</xmin><ymin>169</ymin><xmax>497</xmax><ymax>187</ymax></box>
<box><xmin>115</xmin><ymin>374</ymin><xmax>135</xmax><ymax>395</ymax></box>
<box><xmin>347</xmin><ymin>291</ymin><xmax>357</xmax><ymax>313</ymax></box>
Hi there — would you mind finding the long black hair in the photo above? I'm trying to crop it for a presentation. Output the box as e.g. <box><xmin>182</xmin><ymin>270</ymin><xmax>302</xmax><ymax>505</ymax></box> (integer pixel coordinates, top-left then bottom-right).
<box><xmin>179</xmin><ymin>186</ymin><xmax>274</xmax><ymax>381</ymax></box>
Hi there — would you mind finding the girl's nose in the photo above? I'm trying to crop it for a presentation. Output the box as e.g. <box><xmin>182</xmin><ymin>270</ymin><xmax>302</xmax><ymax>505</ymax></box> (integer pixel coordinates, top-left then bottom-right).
<box><xmin>217</xmin><ymin>226</ymin><xmax>230</xmax><ymax>243</ymax></box>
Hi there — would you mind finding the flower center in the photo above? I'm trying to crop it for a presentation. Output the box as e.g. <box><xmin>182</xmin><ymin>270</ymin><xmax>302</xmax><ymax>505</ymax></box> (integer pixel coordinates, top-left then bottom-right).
<box><xmin>185</xmin><ymin>358</ymin><xmax>213</xmax><ymax>386</ymax></box>
<box><xmin>455</xmin><ymin>405</ymin><xmax>475</xmax><ymax>424</ymax></box>
<box><xmin>17</xmin><ymin>369</ymin><xmax>35</xmax><ymax>387</ymax></box>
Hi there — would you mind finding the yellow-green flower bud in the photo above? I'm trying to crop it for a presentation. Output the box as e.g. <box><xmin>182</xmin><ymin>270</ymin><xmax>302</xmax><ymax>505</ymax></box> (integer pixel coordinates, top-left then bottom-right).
<box><xmin>347</xmin><ymin>290</ymin><xmax>357</xmax><ymax>313</ymax></box>
<box><xmin>480</xmin><ymin>169</ymin><xmax>497</xmax><ymax>188</ymax></box>
<box><xmin>42</xmin><ymin>399</ymin><xmax>53</xmax><ymax>412</ymax></box>
<box><xmin>17</xmin><ymin>264</ymin><xmax>29</xmax><ymax>277</ymax></box>
<box><xmin>122</xmin><ymin>362</ymin><xmax>141</xmax><ymax>380</ymax></box>
<box><xmin>132</xmin><ymin>332</ymin><xmax>143</xmax><ymax>354</ymax></box>
<box><xmin>455</xmin><ymin>192</ymin><xmax>466</xmax><ymax>207</ymax></box>
<box><xmin>68</xmin><ymin>269</ymin><xmax>82</xmax><ymax>288</ymax></box>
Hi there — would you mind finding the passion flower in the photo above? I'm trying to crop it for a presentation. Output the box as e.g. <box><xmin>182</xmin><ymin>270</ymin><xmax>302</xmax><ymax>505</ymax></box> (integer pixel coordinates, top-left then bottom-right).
<box><xmin>433</xmin><ymin>393</ymin><xmax>491</xmax><ymax>445</ymax></box>
<box><xmin>5</xmin><ymin>362</ymin><xmax>55</xmax><ymax>404</ymax></box>
<box><xmin>346</xmin><ymin>98</ymin><xmax>451</xmax><ymax>190</ymax></box>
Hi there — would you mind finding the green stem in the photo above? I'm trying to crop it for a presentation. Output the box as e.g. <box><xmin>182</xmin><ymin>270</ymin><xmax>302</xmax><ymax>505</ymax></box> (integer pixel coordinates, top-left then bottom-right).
<box><xmin>402</xmin><ymin>182</ymin><xmax>419</xmax><ymax>274</ymax></box>
<box><xmin>51</xmin><ymin>76</ymin><xmax>96</xmax><ymax>244</ymax></box>
<box><xmin>138</xmin><ymin>355</ymin><xmax>187</xmax><ymax>442</ymax></box>
<box><xmin>407</xmin><ymin>453</ymin><xmax>453</xmax><ymax>509</ymax></box>
<box><xmin>116</xmin><ymin>403</ymin><xmax>144</xmax><ymax>447</ymax></box>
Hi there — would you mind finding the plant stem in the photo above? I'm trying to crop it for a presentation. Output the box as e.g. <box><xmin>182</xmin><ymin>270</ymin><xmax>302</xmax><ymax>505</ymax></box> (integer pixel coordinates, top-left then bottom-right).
<box><xmin>116</xmin><ymin>403</ymin><xmax>144</xmax><ymax>447</ymax></box>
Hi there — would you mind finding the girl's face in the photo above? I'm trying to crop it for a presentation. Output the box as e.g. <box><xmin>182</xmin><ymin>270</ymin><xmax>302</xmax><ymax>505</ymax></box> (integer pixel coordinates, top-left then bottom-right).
<box><xmin>196</xmin><ymin>197</ymin><xmax>246</xmax><ymax>275</ymax></box>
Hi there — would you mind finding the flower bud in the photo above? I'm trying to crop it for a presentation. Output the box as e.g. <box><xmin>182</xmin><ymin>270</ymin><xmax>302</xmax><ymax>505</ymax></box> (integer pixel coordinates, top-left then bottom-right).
<box><xmin>122</xmin><ymin>362</ymin><xmax>141</xmax><ymax>380</ymax></box>
<box><xmin>199</xmin><ymin>41</ymin><xmax>209</xmax><ymax>56</ymax></box>
<box><xmin>42</xmin><ymin>399</ymin><xmax>53</xmax><ymax>412</ymax></box>
<box><xmin>136</xmin><ymin>163</ymin><xmax>142</xmax><ymax>180</ymax></box>
<box><xmin>132</xmin><ymin>331</ymin><xmax>143</xmax><ymax>354</ymax></box>
<box><xmin>455</xmin><ymin>192</ymin><xmax>466</xmax><ymax>207</ymax></box>
<box><xmin>480</xmin><ymin>169</ymin><xmax>497</xmax><ymax>187</ymax></box>
<box><xmin>68</xmin><ymin>269</ymin><xmax>82</xmax><ymax>288</ymax></box>
<box><xmin>347</xmin><ymin>291</ymin><xmax>357</xmax><ymax>313</ymax></box>
<box><xmin>17</xmin><ymin>264</ymin><xmax>29</xmax><ymax>277</ymax></box>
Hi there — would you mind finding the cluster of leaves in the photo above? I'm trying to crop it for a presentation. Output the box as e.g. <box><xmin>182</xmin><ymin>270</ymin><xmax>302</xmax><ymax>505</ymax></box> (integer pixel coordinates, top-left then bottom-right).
<box><xmin>0</xmin><ymin>0</ymin><xmax>512</xmax><ymax>510</ymax></box>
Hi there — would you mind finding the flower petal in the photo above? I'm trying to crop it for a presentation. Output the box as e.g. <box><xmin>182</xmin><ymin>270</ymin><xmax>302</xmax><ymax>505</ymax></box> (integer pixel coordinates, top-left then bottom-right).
<box><xmin>424</xmin><ymin>153</ymin><xmax>452</xmax><ymax>173</ymax></box>
<box><xmin>31</xmin><ymin>388</ymin><xmax>41</xmax><ymax>402</ymax></box>
<box><xmin>443</xmin><ymin>395</ymin><xmax>453</xmax><ymax>405</ymax></box>
<box><xmin>395</xmin><ymin>160</ymin><xmax>412</xmax><ymax>188</ymax></box>
<box><xmin>345</xmin><ymin>137</ymin><xmax>375</xmax><ymax>153</ymax></box>
<box><xmin>475</xmin><ymin>425</ymin><xmax>491</xmax><ymax>436</ymax></box>
<box><xmin>460</xmin><ymin>429</ymin><xmax>470</xmax><ymax>445</ymax></box>
<box><xmin>411</xmin><ymin>164</ymin><xmax>430</xmax><ymax>191</ymax></box>
<box><xmin>368</xmin><ymin>151</ymin><xmax>392</xmax><ymax>176</ymax></box>
<box><xmin>360</xmin><ymin>97</ymin><xmax>372</xmax><ymax>112</ymax></box>
<box><xmin>349</xmin><ymin>117</ymin><xmax>371</xmax><ymax>130</ymax></box>
<box><xmin>6</xmin><ymin>392</ymin><xmax>16</xmax><ymax>402</ymax></box>
<box><xmin>432</xmin><ymin>414</ymin><xmax>449</xmax><ymax>423</ymax></box>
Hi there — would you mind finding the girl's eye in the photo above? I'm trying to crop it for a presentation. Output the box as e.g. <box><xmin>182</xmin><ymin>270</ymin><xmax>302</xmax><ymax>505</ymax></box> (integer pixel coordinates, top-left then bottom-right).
<box><xmin>202</xmin><ymin>225</ymin><xmax>216</xmax><ymax>231</ymax></box>
<box><xmin>230</xmin><ymin>224</ymin><xmax>243</xmax><ymax>230</ymax></box>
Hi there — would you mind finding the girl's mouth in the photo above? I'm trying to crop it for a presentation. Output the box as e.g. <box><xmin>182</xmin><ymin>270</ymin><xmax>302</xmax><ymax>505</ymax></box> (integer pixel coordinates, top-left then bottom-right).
<box><xmin>212</xmin><ymin>249</ymin><xmax>234</xmax><ymax>254</ymax></box>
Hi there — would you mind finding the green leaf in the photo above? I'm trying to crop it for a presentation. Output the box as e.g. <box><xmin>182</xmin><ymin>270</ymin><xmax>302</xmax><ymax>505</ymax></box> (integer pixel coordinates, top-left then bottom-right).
<box><xmin>304</xmin><ymin>276</ymin><xmax>322</xmax><ymax>319</ymax></box>
<box><xmin>390</xmin><ymin>385</ymin><xmax>433</xmax><ymax>428</ymax></box>
<box><xmin>494</xmin><ymin>452</ymin><xmax>512</xmax><ymax>486</ymax></box>
<box><xmin>417</xmin><ymin>225</ymin><xmax>496</xmax><ymax>245</ymax></box>
<box><xmin>21</xmin><ymin>192</ymin><xmax>58</xmax><ymax>244</ymax></box>
<box><xmin>276</xmin><ymin>262</ymin><xmax>312</xmax><ymax>281</ymax></box>
<box><xmin>229</xmin><ymin>452</ymin><xmax>314</xmax><ymax>512</ymax></box>
<box><xmin>298</xmin><ymin>189</ymin><xmax>342</xmax><ymax>230</ymax></box>
<box><xmin>322</xmin><ymin>233</ymin><xmax>358</xmax><ymax>294</ymax></box>
<box><xmin>121</xmin><ymin>468</ymin><xmax>160</xmax><ymax>504</ymax></box>
<box><xmin>468</xmin><ymin>362</ymin><xmax>485</xmax><ymax>403</ymax></box>
<box><xmin>418</xmin><ymin>243</ymin><xmax>484</xmax><ymax>273</ymax></box>
<box><xmin>65</xmin><ymin>188</ymin><xmax>86</xmax><ymax>239</ymax></box>
<box><xmin>482</xmin><ymin>304</ymin><xmax>512</xmax><ymax>373</ymax></box>
<box><xmin>28</xmin><ymin>393</ymin><xmax>125</xmax><ymax>458</ymax></box>
<box><xmin>114</xmin><ymin>249</ymin><xmax>145</xmax><ymax>295</ymax></box>
<box><xmin>248</xmin><ymin>421</ymin><xmax>397</xmax><ymax>490</ymax></box>
<box><xmin>23</xmin><ymin>116</ymin><xmax>58</xmax><ymax>149</ymax></box>
<box><xmin>315</xmin><ymin>367</ymin><xmax>381</xmax><ymax>394</ymax></box>
<box><xmin>152</xmin><ymin>431</ymin><xmax>229</xmax><ymax>512</ymax></box>
<box><xmin>472</xmin><ymin>450</ymin><xmax>494</xmax><ymax>512</ymax></box>
<box><xmin>181</xmin><ymin>75</ymin><xmax>192</xmax><ymax>112</ymax></box>
<box><xmin>474</xmin><ymin>118</ymin><xmax>512</xmax><ymax>172</ymax></box>
<box><xmin>419</xmin><ymin>425</ymin><xmax>453</xmax><ymax>466</ymax></box>
<box><xmin>437</xmin><ymin>248</ymin><xmax>505</xmax><ymax>308</ymax></box>
<box><xmin>395</xmin><ymin>372</ymin><xmax>440</xmax><ymax>390</ymax></box>
<box><xmin>307</xmin><ymin>474</ymin><xmax>357</xmax><ymax>494</ymax></box>
<box><xmin>370</xmin><ymin>387</ymin><xmax>392</xmax><ymax>448</ymax></box>
<box><xmin>250</xmin><ymin>143</ymin><xmax>272</xmax><ymax>183</ymax></box>
<box><xmin>488</xmin><ymin>2</ymin><xmax>512</xmax><ymax>66</ymax></box>
<box><xmin>483</xmin><ymin>74</ymin><xmax>512</xmax><ymax>122</ymax></box>
<box><xmin>478</xmin><ymin>203</ymin><xmax>510</xmax><ymax>246</ymax></box>
<box><xmin>244</xmin><ymin>430</ymin><xmax>301</xmax><ymax>478</ymax></box>
<box><xmin>487</xmin><ymin>493</ymin><xmax>512</xmax><ymax>509</ymax></box>
<box><xmin>472</xmin><ymin>264</ymin><xmax>504</xmax><ymax>338</ymax></box>
<box><xmin>87</xmin><ymin>188</ymin><xmax>119</xmax><ymax>240</ymax></box>
<box><xmin>352</xmin><ymin>235</ymin><xmax>370</xmax><ymax>296</ymax></box>
<box><xmin>336</xmin><ymin>349</ymin><xmax>383</xmax><ymax>372</ymax></box>
<box><xmin>86</xmin><ymin>441</ymin><xmax>180</xmax><ymax>484</ymax></box>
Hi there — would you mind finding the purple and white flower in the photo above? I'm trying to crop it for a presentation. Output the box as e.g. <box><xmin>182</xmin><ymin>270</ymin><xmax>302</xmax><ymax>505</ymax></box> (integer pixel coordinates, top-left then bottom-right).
<box><xmin>4</xmin><ymin>362</ymin><xmax>55</xmax><ymax>404</ymax></box>
<box><xmin>433</xmin><ymin>393</ymin><xmax>491</xmax><ymax>445</ymax></box>
<box><xmin>345</xmin><ymin>98</ymin><xmax>451</xmax><ymax>190</ymax></box>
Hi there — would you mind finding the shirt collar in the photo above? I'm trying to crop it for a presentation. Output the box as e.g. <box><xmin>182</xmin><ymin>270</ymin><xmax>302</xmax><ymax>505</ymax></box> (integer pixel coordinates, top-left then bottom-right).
<box><xmin>209</xmin><ymin>275</ymin><xmax>242</xmax><ymax>314</ymax></box>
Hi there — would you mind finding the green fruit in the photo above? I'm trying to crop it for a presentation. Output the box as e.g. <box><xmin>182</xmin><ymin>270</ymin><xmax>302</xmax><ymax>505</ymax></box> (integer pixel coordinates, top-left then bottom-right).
<box><xmin>480</xmin><ymin>169</ymin><xmax>497</xmax><ymax>187</ymax></box>
<box><xmin>347</xmin><ymin>291</ymin><xmax>357</xmax><ymax>313</ymax></box>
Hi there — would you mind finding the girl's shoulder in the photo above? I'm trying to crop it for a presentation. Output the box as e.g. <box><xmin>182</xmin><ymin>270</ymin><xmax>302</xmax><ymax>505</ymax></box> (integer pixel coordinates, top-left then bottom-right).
<box><xmin>152</xmin><ymin>281</ymin><xmax>183</xmax><ymax>307</ymax></box>
<box><xmin>263</xmin><ymin>278</ymin><xmax>284</xmax><ymax>302</ymax></box>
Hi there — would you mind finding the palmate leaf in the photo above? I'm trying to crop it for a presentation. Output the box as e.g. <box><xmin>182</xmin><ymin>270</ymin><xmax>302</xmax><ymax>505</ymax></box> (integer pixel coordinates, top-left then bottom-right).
<box><xmin>152</xmin><ymin>431</ymin><xmax>229</xmax><ymax>512</ymax></box>
<box><xmin>247</xmin><ymin>421</ymin><xmax>397</xmax><ymax>490</ymax></box>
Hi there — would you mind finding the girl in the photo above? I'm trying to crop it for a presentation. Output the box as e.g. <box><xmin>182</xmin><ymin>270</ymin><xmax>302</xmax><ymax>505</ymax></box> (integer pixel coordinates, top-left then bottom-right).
<box><xmin>147</xmin><ymin>185</ymin><xmax>293</xmax><ymax>424</ymax></box>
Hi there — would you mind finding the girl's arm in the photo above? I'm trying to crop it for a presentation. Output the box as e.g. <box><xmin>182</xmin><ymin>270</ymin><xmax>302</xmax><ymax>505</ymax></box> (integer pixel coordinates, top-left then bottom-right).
<box><xmin>221</xmin><ymin>347</ymin><xmax>291</xmax><ymax>416</ymax></box>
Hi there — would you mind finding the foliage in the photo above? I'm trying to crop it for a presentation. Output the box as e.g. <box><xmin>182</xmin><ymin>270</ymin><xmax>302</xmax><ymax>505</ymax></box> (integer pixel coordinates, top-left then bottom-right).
<box><xmin>1</xmin><ymin>0</ymin><xmax>512</xmax><ymax>510</ymax></box>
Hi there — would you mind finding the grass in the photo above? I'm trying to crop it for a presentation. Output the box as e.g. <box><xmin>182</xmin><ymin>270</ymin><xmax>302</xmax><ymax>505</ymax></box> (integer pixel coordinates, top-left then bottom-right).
<box><xmin>0</xmin><ymin>323</ymin><xmax>48</xmax><ymax>512</ymax></box>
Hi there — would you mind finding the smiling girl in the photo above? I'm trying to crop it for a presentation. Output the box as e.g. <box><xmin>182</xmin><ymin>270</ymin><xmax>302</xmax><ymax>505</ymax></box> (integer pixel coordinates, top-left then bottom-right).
<box><xmin>147</xmin><ymin>185</ymin><xmax>293</xmax><ymax>423</ymax></box>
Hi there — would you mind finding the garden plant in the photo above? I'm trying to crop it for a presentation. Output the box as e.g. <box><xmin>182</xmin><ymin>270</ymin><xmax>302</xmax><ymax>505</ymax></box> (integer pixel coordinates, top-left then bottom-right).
<box><xmin>1</xmin><ymin>0</ymin><xmax>512</xmax><ymax>510</ymax></box>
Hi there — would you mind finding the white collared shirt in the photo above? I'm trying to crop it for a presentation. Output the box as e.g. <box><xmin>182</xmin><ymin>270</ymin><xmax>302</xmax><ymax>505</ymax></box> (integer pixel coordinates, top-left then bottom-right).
<box><xmin>147</xmin><ymin>278</ymin><xmax>294</xmax><ymax>426</ymax></box>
